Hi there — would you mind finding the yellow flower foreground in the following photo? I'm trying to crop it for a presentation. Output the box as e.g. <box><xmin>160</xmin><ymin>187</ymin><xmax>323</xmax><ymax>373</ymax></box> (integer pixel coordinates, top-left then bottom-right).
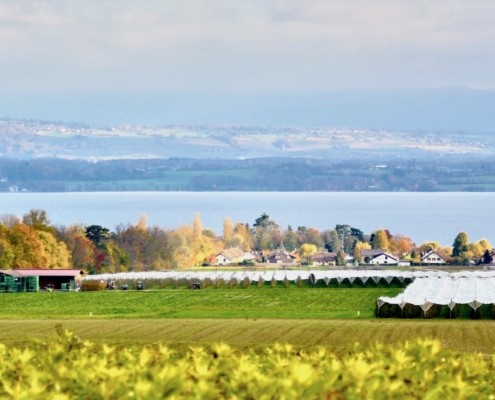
<box><xmin>1</xmin><ymin>326</ymin><xmax>493</xmax><ymax>399</ymax></box>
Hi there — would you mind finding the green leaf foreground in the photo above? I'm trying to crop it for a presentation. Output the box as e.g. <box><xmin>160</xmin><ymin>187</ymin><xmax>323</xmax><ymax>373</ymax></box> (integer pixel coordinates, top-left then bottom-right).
<box><xmin>0</xmin><ymin>326</ymin><xmax>493</xmax><ymax>399</ymax></box>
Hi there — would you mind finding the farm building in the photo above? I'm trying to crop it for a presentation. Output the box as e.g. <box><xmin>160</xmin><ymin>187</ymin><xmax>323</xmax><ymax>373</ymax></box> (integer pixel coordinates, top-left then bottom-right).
<box><xmin>215</xmin><ymin>248</ymin><xmax>255</xmax><ymax>265</ymax></box>
<box><xmin>311</xmin><ymin>252</ymin><xmax>337</xmax><ymax>266</ymax></box>
<box><xmin>266</xmin><ymin>246</ymin><xmax>297</xmax><ymax>264</ymax></box>
<box><xmin>0</xmin><ymin>269</ymin><xmax>83</xmax><ymax>292</ymax></box>
<box><xmin>361</xmin><ymin>249</ymin><xmax>398</xmax><ymax>265</ymax></box>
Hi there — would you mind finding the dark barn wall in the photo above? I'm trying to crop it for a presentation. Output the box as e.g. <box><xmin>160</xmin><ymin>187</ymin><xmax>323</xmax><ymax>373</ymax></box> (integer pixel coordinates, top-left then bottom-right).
<box><xmin>39</xmin><ymin>276</ymin><xmax>74</xmax><ymax>290</ymax></box>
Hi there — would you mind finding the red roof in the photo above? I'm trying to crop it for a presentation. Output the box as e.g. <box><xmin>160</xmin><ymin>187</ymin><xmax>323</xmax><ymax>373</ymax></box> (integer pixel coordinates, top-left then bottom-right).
<box><xmin>0</xmin><ymin>269</ymin><xmax>83</xmax><ymax>277</ymax></box>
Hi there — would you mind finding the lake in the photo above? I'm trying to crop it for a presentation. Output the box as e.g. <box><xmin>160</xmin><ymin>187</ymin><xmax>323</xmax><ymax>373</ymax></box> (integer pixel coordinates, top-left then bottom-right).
<box><xmin>0</xmin><ymin>192</ymin><xmax>492</xmax><ymax>246</ymax></box>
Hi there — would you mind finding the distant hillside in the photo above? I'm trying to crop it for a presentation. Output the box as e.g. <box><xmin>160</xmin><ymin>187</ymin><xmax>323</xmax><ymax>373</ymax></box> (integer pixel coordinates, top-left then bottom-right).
<box><xmin>1</xmin><ymin>119</ymin><xmax>495</xmax><ymax>161</ymax></box>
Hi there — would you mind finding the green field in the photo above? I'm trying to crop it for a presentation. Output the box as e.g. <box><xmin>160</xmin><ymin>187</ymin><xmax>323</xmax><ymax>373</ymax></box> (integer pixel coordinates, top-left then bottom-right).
<box><xmin>3</xmin><ymin>288</ymin><xmax>495</xmax><ymax>356</ymax></box>
<box><xmin>2</xmin><ymin>319</ymin><xmax>495</xmax><ymax>356</ymax></box>
<box><xmin>62</xmin><ymin>168</ymin><xmax>258</xmax><ymax>191</ymax></box>
<box><xmin>0</xmin><ymin>288</ymin><xmax>400</xmax><ymax>319</ymax></box>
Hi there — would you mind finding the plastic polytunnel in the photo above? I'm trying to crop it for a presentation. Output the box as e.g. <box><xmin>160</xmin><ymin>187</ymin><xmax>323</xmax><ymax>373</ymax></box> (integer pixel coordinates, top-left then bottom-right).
<box><xmin>377</xmin><ymin>271</ymin><xmax>495</xmax><ymax>313</ymax></box>
<box><xmin>83</xmin><ymin>269</ymin><xmax>421</xmax><ymax>286</ymax></box>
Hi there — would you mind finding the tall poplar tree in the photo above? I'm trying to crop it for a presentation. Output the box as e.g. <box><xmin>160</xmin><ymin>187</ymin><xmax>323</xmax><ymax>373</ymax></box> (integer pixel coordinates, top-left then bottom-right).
<box><xmin>373</xmin><ymin>229</ymin><xmax>390</xmax><ymax>251</ymax></box>
<box><xmin>223</xmin><ymin>217</ymin><xmax>234</xmax><ymax>243</ymax></box>
<box><xmin>193</xmin><ymin>213</ymin><xmax>203</xmax><ymax>242</ymax></box>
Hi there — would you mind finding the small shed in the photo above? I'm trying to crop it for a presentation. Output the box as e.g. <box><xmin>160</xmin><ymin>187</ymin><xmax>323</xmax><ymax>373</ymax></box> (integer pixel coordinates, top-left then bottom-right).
<box><xmin>0</xmin><ymin>269</ymin><xmax>84</xmax><ymax>291</ymax></box>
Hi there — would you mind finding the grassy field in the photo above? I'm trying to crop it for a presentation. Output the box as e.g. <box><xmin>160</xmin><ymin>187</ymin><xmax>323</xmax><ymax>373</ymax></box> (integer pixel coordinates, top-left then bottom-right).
<box><xmin>2</xmin><ymin>319</ymin><xmax>495</xmax><ymax>356</ymax></box>
<box><xmin>62</xmin><ymin>168</ymin><xmax>259</xmax><ymax>191</ymax></box>
<box><xmin>0</xmin><ymin>288</ymin><xmax>400</xmax><ymax>319</ymax></box>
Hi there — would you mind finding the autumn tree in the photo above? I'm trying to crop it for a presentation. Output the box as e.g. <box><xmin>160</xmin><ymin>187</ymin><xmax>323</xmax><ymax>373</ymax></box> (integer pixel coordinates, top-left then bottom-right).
<box><xmin>234</xmin><ymin>223</ymin><xmax>253</xmax><ymax>250</ymax></box>
<box><xmin>223</xmin><ymin>217</ymin><xmax>234</xmax><ymax>243</ymax></box>
<box><xmin>468</xmin><ymin>242</ymin><xmax>484</xmax><ymax>258</ymax></box>
<box><xmin>193</xmin><ymin>213</ymin><xmax>203</xmax><ymax>242</ymax></box>
<box><xmin>299</xmin><ymin>243</ymin><xmax>317</xmax><ymax>265</ymax></box>
<box><xmin>0</xmin><ymin>214</ymin><xmax>21</xmax><ymax>228</ymax></box>
<box><xmin>136</xmin><ymin>212</ymin><xmax>148</xmax><ymax>230</ymax></box>
<box><xmin>372</xmin><ymin>229</ymin><xmax>390</xmax><ymax>251</ymax></box>
<box><xmin>396</xmin><ymin>236</ymin><xmax>414</xmax><ymax>256</ymax></box>
<box><xmin>443</xmin><ymin>246</ymin><xmax>453</xmax><ymax>256</ymax></box>
<box><xmin>298</xmin><ymin>227</ymin><xmax>324</xmax><ymax>249</ymax></box>
<box><xmin>419</xmin><ymin>241</ymin><xmax>442</xmax><ymax>253</ymax></box>
<box><xmin>56</xmin><ymin>224</ymin><xmax>98</xmax><ymax>270</ymax></box>
<box><xmin>22</xmin><ymin>209</ymin><xmax>55</xmax><ymax>235</ymax></box>
<box><xmin>478</xmin><ymin>238</ymin><xmax>492</xmax><ymax>252</ymax></box>
<box><xmin>37</xmin><ymin>231</ymin><xmax>72</xmax><ymax>269</ymax></box>
<box><xmin>1</xmin><ymin>224</ymin><xmax>47</xmax><ymax>268</ymax></box>
<box><xmin>353</xmin><ymin>241</ymin><xmax>371</xmax><ymax>262</ymax></box>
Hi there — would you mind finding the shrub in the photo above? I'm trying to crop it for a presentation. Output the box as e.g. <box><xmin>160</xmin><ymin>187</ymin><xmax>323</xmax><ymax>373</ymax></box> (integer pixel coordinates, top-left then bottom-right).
<box><xmin>228</xmin><ymin>278</ymin><xmax>238</xmax><ymax>289</ymax></box>
<box><xmin>242</xmin><ymin>276</ymin><xmax>251</xmax><ymax>289</ymax></box>
<box><xmin>283</xmin><ymin>276</ymin><xmax>289</xmax><ymax>288</ymax></box>
<box><xmin>81</xmin><ymin>282</ymin><xmax>106</xmax><ymax>291</ymax></box>
<box><xmin>296</xmin><ymin>276</ymin><xmax>303</xmax><ymax>288</ymax></box>
<box><xmin>257</xmin><ymin>275</ymin><xmax>263</xmax><ymax>289</ymax></box>
<box><xmin>202</xmin><ymin>278</ymin><xmax>214</xmax><ymax>289</ymax></box>
<box><xmin>216</xmin><ymin>278</ymin><xmax>226</xmax><ymax>289</ymax></box>
<box><xmin>271</xmin><ymin>277</ymin><xmax>277</xmax><ymax>288</ymax></box>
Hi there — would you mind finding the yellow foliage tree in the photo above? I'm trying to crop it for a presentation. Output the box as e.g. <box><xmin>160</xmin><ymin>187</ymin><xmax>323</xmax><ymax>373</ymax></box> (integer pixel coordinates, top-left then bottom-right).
<box><xmin>396</xmin><ymin>236</ymin><xmax>414</xmax><ymax>255</ymax></box>
<box><xmin>300</xmin><ymin>243</ymin><xmax>317</xmax><ymax>265</ymax></box>
<box><xmin>37</xmin><ymin>231</ymin><xmax>72</xmax><ymax>269</ymax></box>
<box><xmin>353</xmin><ymin>241</ymin><xmax>371</xmax><ymax>261</ymax></box>
<box><xmin>478</xmin><ymin>238</ymin><xmax>492</xmax><ymax>252</ymax></box>
<box><xmin>468</xmin><ymin>242</ymin><xmax>484</xmax><ymax>258</ymax></box>
<box><xmin>373</xmin><ymin>229</ymin><xmax>390</xmax><ymax>251</ymax></box>
<box><xmin>419</xmin><ymin>242</ymin><xmax>442</xmax><ymax>253</ymax></box>
<box><xmin>193</xmin><ymin>213</ymin><xmax>203</xmax><ymax>242</ymax></box>
<box><xmin>0</xmin><ymin>224</ymin><xmax>47</xmax><ymax>268</ymax></box>
<box><xmin>234</xmin><ymin>223</ymin><xmax>253</xmax><ymax>250</ymax></box>
<box><xmin>223</xmin><ymin>217</ymin><xmax>234</xmax><ymax>243</ymax></box>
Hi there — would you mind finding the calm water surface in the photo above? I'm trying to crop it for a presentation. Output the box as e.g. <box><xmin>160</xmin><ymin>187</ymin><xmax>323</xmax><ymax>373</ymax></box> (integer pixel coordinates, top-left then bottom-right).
<box><xmin>0</xmin><ymin>192</ymin><xmax>492</xmax><ymax>245</ymax></box>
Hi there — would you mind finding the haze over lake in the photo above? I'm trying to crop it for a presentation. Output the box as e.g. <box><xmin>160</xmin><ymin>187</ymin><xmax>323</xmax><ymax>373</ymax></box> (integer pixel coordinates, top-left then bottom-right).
<box><xmin>0</xmin><ymin>192</ymin><xmax>491</xmax><ymax>246</ymax></box>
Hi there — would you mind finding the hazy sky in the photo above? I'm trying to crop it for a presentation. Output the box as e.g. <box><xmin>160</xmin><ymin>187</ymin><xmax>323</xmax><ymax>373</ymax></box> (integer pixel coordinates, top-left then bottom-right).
<box><xmin>1</xmin><ymin>0</ymin><xmax>494</xmax><ymax>127</ymax></box>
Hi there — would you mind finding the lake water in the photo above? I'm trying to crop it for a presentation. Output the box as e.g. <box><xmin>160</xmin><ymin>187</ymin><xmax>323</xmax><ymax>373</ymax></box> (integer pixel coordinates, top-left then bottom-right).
<box><xmin>0</xmin><ymin>192</ymin><xmax>492</xmax><ymax>246</ymax></box>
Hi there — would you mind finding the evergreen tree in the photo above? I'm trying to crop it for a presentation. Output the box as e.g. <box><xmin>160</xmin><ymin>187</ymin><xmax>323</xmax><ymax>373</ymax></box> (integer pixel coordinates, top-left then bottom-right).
<box><xmin>335</xmin><ymin>224</ymin><xmax>351</xmax><ymax>243</ymax></box>
<box><xmin>452</xmin><ymin>231</ymin><xmax>469</xmax><ymax>257</ymax></box>
<box><xmin>350</xmin><ymin>227</ymin><xmax>364</xmax><ymax>242</ymax></box>
<box><xmin>483</xmin><ymin>249</ymin><xmax>493</xmax><ymax>265</ymax></box>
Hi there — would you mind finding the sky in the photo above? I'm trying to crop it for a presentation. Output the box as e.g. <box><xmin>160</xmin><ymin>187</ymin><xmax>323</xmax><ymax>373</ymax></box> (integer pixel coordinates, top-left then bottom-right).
<box><xmin>1</xmin><ymin>0</ymin><xmax>494</xmax><ymax>129</ymax></box>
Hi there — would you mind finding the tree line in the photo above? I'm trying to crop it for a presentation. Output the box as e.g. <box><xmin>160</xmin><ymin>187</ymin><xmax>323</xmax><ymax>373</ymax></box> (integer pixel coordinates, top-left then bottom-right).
<box><xmin>0</xmin><ymin>209</ymin><xmax>491</xmax><ymax>273</ymax></box>
<box><xmin>1</xmin><ymin>157</ymin><xmax>495</xmax><ymax>192</ymax></box>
